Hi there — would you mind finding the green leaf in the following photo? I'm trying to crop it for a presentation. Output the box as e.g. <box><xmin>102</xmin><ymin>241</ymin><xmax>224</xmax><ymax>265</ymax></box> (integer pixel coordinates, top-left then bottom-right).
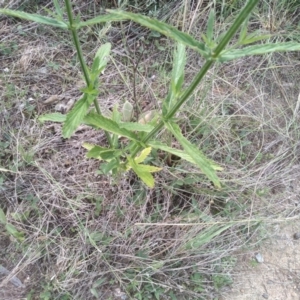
<box><xmin>206</xmin><ymin>9</ymin><xmax>215</xmax><ymax>44</ymax></box>
<box><xmin>53</xmin><ymin>0</ymin><xmax>63</xmax><ymax>18</ymax></box>
<box><xmin>112</xmin><ymin>105</ymin><xmax>121</xmax><ymax>123</ymax></box>
<box><xmin>119</xmin><ymin>122</ymin><xmax>154</xmax><ymax>132</ymax></box>
<box><xmin>122</xmin><ymin>101</ymin><xmax>133</xmax><ymax>122</ymax></box>
<box><xmin>127</xmin><ymin>157</ymin><xmax>155</xmax><ymax>188</ymax></box>
<box><xmin>86</xmin><ymin>145</ymin><xmax>122</xmax><ymax>161</ymax></box>
<box><xmin>148</xmin><ymin>140</ymin><xmax>222</xmax><ymax>171</ymax></box>
<box><xmin>111</xmin><ymin>105</ymin><xmax>121</xmax><ymax>148</ymax></box>
<box><xmin>0</xmin><ymin>9</ymin><xmax>67</xmax><ymax>29</ymax></box>
<box><xmin>163</xmin><ymin>43</ymin><xmax>186</xmax><ymax>115</ymax></box>
<box><xmin>78</xmin><ymin>13</ymin><xmax>125</xmax><ymax>28</ymax></box>
<box><xmin>238</xmin><ymin>32</ymin><xmax>272</xmax><ymax>45</ymax></box>
<box><xmin>84</xmin><ymin>113</ymin><xmax>139</xmax><ymax>141</ymax></box>
<box><xmin>5</xmin><ymin>223</ymin><xmax>25</xmax><ymax>241</ymax></box>
<box><xmin>165</xmin><ymin>122</ymin><xmax>222</xmax><ymax>188</ymax></box>
<box><xmin>238</xmin><ymin>15</ymin><xmax>250</xmax><ymax>44</ymax></box>
<box><xmin>100</xmin><ymin>158</ymin><xmax>119</xmax><ymax>174</ymax></box>
<box><xmin>0</xmin><ymin>208</ymin><xmax>7</xmax><ymax>225</ymax></box>
<box><xmin>91</xmin><ymin>43</ymin><xmax>111</xmax><ymax>78</ymax></box>
<box><xmin>219</xmin><ymin>42</ymin><xmax>300</xmax><ymax>62</ymax></box>
<box><xmin>38</xmin><ymin>113</ymin><xmax>66</xmax><ymax>123</ymax></box>
<box><xmin>135</xmin><ymin>147</ymin><xmax>152</xmax><ymax>164</ymax></box>
<box><xmin>106</xmin><ymin>10</ymin><xmax>209</xmax><ymax>58</ymax></box>
<box><xmin>185</xmin><ymin>223</ymin><xmax>233</xmax><ymax>250</ymax></box>
<box><xmin>62</xmin><ymin>94</ymin><xmax>95</xmax><ymax>138</ymax></box>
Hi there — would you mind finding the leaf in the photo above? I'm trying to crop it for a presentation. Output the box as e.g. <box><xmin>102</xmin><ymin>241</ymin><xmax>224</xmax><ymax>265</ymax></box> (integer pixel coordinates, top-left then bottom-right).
<box><xmin>135</xmin><ymin>147</ymin><xmax>152</xmax><ymax>164</ymax></box>
<box><xmin>111</xmin><ymin>105</ymin><xmax>121</xmax><ymax>148</ymax></box>
<box><xmin>165</xmin><ymin>122</ymin><xmax>222</xmax><ymax>188</ymax></box>
<box><xmin>148</xmin><ymin>140</ymin><xmax>222</xmax><ymax>171</ymax></box>
<box><xmin>100</xmin><ymin>158</ymin><xmax>119</xmax><ymax>174</ymax></box>
<box><xmin>138</xmin><ymin>110</ymin><xmax>158</xmax><ymax>124</ymax></box>
<box><xmin>206</xmin><ymin>9</ymin><xmax>215</xmax><ymax>44</ymax></box>
<box><xmin>112</xmin><ymin>105</ymin><xmax>121</xmax><ymax>123</ymax></box>
<box><xmin>38</xmin><ymin>113</ymin><xmax>66</xmax><ymax>123</ymax></box>
<box><xmin>163</xmin><ymin>43</ymin><xmax>186</xmax><ymax>115</ymax></box>
<box><xmin>82</xmin><ymin>143</ymin><xmax>94</xmax><ymax>151</ymax></box>
<box><xmin>137</xmin><ymin>164</ymin><xmax>162</xmax><ymax>173</ymax></box>
<box><xmin>5</xmin><ymin>223</ymin><xmax>25</xmax><ymax>241</ymax></box>
<box><xmin>0</xmin><ymin>9</ymin><xmax>67</xmax><ymax>29</ymax></box>
<box><xmin>127</xmin><ymin>157</ymin><xmax>155</xmax><ymax>188</ymax></box>
<box><xmin>238</xmin><ymin>15</ymin><xmax>250</xmax><ymax>44</ymax></box>
<box><xmin>0</xmin><ymin>208</ymin><xmax>7</xmax><ymax>225</ymax></box>
<box><xmin>119</xmin><ymin>122</ymin><xmax>154</xmax><ymax>132</ymax></box>
<box><xmin>90</xmin><ymin>288</ymin><xmax>99</xmax><ymax>298</ymax></box>
<box><xmin>62</xmin><ymin>94</ymin><xmax>95</xmax><ymax>138</ymax></box>
<box><xmin>219</xmin><ymin>42</ymin><xmax>300</xmax><ymax>62</ymax></box>
<box><xmin>106</xmin><ymin>10</ymin><xmax>209</xmax><ymax>58</ymax></box>
<box><xmin>53</xmin><ymin>0</ymin><xmax>63</xmax><ymax>18</ymax></box>
<box><xmin>238</xmin><ymin>32</ymin><xmax>272</xmax><ymax>45</ymax></box>
<box><xmin>185</xmin><ymin>223</ymin><xmax>233</xmax><ymax>250</ymax></box>
<box><xmin>122</xmin><ymin>101</ymin><xmax>133</xmax><ymax>122</ymax></box>
<box><xmin>91</xmin><ymin>43</ymin><xmax>111</xmax><ymax>78</ymax></box>
<box><xmin>84</xmin><ymin>113</ymin><xmax>139</xmax><ymax>141</ymax></box>
<box><xmin>78</xmin><ymin>13</ymin><xmax>125</xmax><ymax>28</ymax></box>
<box><xmin>86</xmin><ymin>145</ymin><xmax>122</xmax><ymax>161</ymax></box>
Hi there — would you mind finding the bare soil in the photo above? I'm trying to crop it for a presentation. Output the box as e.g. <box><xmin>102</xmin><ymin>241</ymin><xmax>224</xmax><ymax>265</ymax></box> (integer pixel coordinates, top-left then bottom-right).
<box><xmin>221</xmin><ymin>220</ymin><xmax>300</xmax><ymax>300</ymax></box>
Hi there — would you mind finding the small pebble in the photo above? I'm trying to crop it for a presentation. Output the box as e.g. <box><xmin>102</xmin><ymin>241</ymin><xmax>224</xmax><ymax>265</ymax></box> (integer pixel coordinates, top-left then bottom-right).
<box><xmin>262</xmin><ymin>293</ymin><xmax>269</xmax><ymax>299</ymax></box>
<box><xmin>255</xmin><ymin>252</ymin><xmax>264</xmax><ymax>263</ymax></box>
<box><xmin>293</xmin><ymin>232</ymin><xmax>300</xmax><ymax>240</ymax></box>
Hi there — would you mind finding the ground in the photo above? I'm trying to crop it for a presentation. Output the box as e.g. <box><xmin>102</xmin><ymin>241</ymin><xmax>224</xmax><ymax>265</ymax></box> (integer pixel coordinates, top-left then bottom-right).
<box><xmin>222</xmin><ymin>220</ymin><xmax>300</xmax><ymax>300</ymax></box>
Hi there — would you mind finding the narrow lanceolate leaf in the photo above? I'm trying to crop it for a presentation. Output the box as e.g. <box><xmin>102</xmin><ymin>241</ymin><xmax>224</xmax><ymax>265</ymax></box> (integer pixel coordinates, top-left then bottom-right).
<box><xmin>78</xmin><ymin>13</ymin><xmax>125</xmax><ymax>28</ymax></box>
<box><xmin>53</xmin><ymin>0</ymin><xmax>63</xmax><ymax>19</ymax></box>
<box><xmin>0</xmin><ymin>208</ymin><xmax>7</xmax><ymax>225</ymax></box>
<box><xmin>62</xmin><ymin>94</ymin><xmax>95</xmax><ymax>138</ymax></box>
<box><xmin>219</xmin><ymin>42</ymin><xmax>300</xmax><ymax>62</ymax></box>
<box><xmin>206</xmin><ymin>9</ymin><xmax>215</xmax><ymax>44</ymax></box>
<box><xmin>163</xmin><ymin>43</ymin><xmax>186</xmax><ymax>115</ymax></box>
<box><xmin>106</xmin><ymin>10</ymin><xmax>209</xmax><ymax>58</ymax></box>
<box><xmin>147</xmin><ymin>140</ymin><xmax>223</xmax><ymax>171</ymax></box>
<box><xmin>238</xmin><ymin>33</ymin><xmax>272</xmax><ymax>45</ymax></box>
<box><xmin>238</xmin><ymin>15</ymin><xmax>250</xmax><ymax>44</ymax></box>
<box><xmin>185</xmin><ymin>223</ymin><xmax>233</xmax><ymax>250</ymax></box>
<box><xmin>119</xmin><ymin>122</ymin><xmax>154</xmax><ymax>132</ymax></box>
<box><xmin>165</xmin><ymin>122</ymin><xmax>222</xmax><ymax>188</ymax></box>
<box><xmin>38</xmin><ymin>113</ymin><xmax>66</xmax><ymax>123</ymax></box>
<box><xmin>0</xmin><ymin>9</ymin><xmax>68</xmax><ymax>29</ymax></box>
<box><xmin>91</xmin><ymin>43</ymin><xmax>111</xmax><ymax>77</ymax></box>
<box><xmin>84</xmin><ymin>113</ymin><xmax>139</xmax><ymax>141</ymax></box>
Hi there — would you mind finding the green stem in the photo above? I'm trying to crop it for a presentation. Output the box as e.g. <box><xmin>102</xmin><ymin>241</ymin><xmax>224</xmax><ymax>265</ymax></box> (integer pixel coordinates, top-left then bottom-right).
<box><xmin>64</xmin><ymin>0</ymin><xmax>112</xmax><ymax>146</ymax></box>
<box><xmin>130</xmin><ymin>0</ymin><xmax>259</xmax><ymax>157</ymax></box>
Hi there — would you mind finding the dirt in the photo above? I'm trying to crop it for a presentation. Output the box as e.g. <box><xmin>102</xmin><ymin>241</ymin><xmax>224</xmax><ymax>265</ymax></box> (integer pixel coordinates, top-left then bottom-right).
<box><xmin>221</xmin><ymin>220</ymin><xmax>300</xmax><ymax>300</ymax></box>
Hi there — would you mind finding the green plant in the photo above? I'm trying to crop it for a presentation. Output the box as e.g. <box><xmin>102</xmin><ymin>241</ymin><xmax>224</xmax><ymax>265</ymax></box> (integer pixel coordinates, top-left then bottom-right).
<box><xmin>0</xmin><ymin>207</ymin><xmax>25</xmax><ymax>242</ymax></box>
<box><xmin>1</xmin><ymin>0</ymin><xmax>300</xmax><ymax>189</ymax></box>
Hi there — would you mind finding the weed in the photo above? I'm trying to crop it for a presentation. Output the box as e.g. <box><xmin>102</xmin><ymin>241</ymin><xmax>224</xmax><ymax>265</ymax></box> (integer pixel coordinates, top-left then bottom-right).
<box><xmin>2</xmin><ymin>0</ymin><xmax>299</xmax><ymax>189</ymax></box>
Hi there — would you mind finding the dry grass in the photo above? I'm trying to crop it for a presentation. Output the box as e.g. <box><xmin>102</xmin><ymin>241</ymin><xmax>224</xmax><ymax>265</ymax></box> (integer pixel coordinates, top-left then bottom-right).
<box><xmin>1</xmin><ymin>0</ymin><xmax>300</xmax><ymax>299</ymax></box>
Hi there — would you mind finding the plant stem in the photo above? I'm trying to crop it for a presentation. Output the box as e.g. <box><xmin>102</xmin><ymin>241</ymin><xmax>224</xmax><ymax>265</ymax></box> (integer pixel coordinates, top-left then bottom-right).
<box><xmin>130</xmin><ymin>0</ymin><xmax>259</xmax><ymax>157</ymax></box>
<box><xmin>64</xmin><ymin>0</ymin><xmax>112</xmax><ymax>146</ymax></box>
